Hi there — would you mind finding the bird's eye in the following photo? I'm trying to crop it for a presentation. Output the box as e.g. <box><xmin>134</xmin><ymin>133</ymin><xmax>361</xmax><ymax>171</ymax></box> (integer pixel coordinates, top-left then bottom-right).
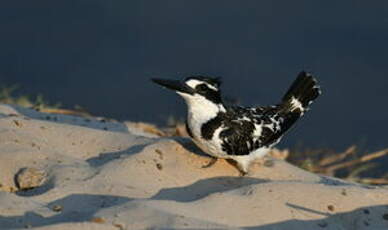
<box><xmin>196</xmin><ymin>84</ymin><xmax>208</xmax><ymax>92</ymax></box>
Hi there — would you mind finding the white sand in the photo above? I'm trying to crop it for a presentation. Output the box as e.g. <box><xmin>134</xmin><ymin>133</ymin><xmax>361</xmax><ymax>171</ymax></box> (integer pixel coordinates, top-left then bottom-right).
<box><xmin>0</xmin><ymin>104</ymin><xmax>388</xmax><ymax>230</ymax></box>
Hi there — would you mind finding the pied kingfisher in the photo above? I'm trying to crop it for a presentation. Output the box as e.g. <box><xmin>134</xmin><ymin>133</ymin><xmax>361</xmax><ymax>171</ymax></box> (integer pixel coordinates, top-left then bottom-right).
<box><xmin>152</xmin><ymin>72</ymin><xmax>321</xmax><ymax>174</ymax></box>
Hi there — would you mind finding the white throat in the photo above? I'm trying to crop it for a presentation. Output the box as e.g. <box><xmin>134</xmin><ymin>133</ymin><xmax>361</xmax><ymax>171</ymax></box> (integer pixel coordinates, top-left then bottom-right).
<box><xmin>178</xmin><ymin>93</ymin><xmax>225</xmax><ymax>135</ymax></box>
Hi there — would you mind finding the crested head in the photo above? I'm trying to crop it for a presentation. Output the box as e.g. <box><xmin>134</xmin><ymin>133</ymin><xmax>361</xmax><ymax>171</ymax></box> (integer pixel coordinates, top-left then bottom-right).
<box><xmin>152</xmin><ymin>75</ymin><xmax>223</xmax><ymax>105</ymax></box>
<box><xmin>182</xmin><ymin>75</ymin><xmax>222</xmax><ymax>104</ymax></box>
<box><xmin>184</xmin><ymin>76</ymin><xmax>222</xmax><ymax>90</ymax></box>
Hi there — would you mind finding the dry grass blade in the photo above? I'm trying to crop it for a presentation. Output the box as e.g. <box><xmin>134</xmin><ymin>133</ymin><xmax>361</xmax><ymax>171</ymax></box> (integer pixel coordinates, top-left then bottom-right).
<box><xmin>39</xmin><ymin>108</ymin><xmax>91</xmax><ymax>117</ymax></box>
<box><xmin>133</xmin><ymin>122</ymin><xmax>166</xmax><ymax>136</ymax></box>
<box><xmin>318</xmin><ymin>145</ymin><xmax>356</xmax><ymax>167</ymax></box>
<box><xmin>352</xmin><ymin>177</ymin><xmax>388</xmax><ymax>185</ymax></box>
<box><xmin>359</xmin><ymin>149</ymin><xmax>388</xmax><ymax>162</ymax></box>
<box><xmin>347</xmin><ymin>163</ymin><xmax>377</xmax><ymax>179</ymax></box>
<box><xmin>325</xmin><ymin>149</ymin><xmax>388</xmax><ymax>174</ymax></box>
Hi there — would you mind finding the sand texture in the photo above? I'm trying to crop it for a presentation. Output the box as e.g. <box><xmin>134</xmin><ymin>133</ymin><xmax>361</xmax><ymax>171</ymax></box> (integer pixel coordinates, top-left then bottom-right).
<box><xmin>0</xmin><ymin>104</ymin><xmax>388</xmax><ymax>230</ymax></box>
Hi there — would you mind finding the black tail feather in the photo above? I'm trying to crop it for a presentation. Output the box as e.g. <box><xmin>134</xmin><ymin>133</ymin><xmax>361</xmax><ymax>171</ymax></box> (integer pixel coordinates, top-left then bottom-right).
<box><xmin>260</xmin><ymin>72</ymin><xmax>321</xmax><ymax>146</ymax></box>
<box><xmin>281</xmin><ymin>71</ymin><xmax>321</xmax><ymax>113</ymax></box>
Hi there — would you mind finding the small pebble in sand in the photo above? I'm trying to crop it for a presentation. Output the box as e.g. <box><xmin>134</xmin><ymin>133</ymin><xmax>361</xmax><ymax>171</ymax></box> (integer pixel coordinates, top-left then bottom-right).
<box><xmin>156</xmin><ymin>163</ymin><xmax>163</xmax><ymax>170</ymax></box>
<box><xmin>15</xmin><ymin>167</ymin><xmax>47</xmax><ymax>190</ymax></box>
<box><xmin>13</xmin><ymin>120</ymin><xmax>22</xmax><ymax>127</ymax></box>
<box><xmin>90</xmin><ymin>217</ymin><xmax>106</xmax><ymax>224</ymax></box>
<box><xmin>52</xmin><ymin>205</ymin><xmax>63</xmax><ymax>212</ymax></box>
<box><xmin>113</xmin><ymin>223</ymin><xmax>124</xmax><ymax>230</ymax></box>
<box><xmin>327</xmin><ymin>205</ymin><xmax>335</xmax><ymax>212</ymax></box>
<box><xmin>155</xmin><ymin>149</ymin><xmax>164</xmax><ymax>160</ymax></box>
<box><xmin>341</xmin><ymin>189</ymin><xmax>347</xmax><ymax>196</ymax></box>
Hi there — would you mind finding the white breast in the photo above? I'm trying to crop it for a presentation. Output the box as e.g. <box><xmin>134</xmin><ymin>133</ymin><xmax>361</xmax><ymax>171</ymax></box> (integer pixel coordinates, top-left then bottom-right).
<box><xmin>180</xmin><ymin>92</ymin><xmax>228</xmax><ymax>158</ymax></box>
<box><xmin>188</xmin><ymin>117</ymin><xmax>228</xmax><ymax>158</ymax></box>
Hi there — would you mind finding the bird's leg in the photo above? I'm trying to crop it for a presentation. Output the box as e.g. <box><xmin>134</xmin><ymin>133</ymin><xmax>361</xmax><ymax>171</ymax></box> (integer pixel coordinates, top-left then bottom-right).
<box><xmin>226</xmin><ymin>159</ymin><xmax>248</xmax><ymax>176</ymax></box>
<box><xmin>201</xmin><ymin>157</ymin><xmax>218</xmax><ymax>168</ymax></box>
<box><xmin>238</xmin><ymin>169</ymin><xmax>248</xmax><ymax>176</ymax></box>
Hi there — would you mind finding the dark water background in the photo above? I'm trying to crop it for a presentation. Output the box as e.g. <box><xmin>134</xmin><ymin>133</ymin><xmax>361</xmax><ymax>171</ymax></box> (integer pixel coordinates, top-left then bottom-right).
<box><xmin>0</xmin><ymin>1</ymin><xmax>387</xmax><ymax>151</ymax></box>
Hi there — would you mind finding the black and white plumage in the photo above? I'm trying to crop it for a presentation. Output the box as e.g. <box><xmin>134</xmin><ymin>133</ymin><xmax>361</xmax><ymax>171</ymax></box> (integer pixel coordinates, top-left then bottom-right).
<box><xmin>152</xmin><ymin>72</ymin><xmax>321</xmax><ymax>174</ymax></box>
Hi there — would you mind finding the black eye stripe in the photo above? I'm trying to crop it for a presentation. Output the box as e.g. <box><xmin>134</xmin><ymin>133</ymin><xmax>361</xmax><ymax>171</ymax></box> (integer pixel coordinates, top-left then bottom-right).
<box><xmin>196</xmin><ymin>84</ymin><xmax>208</xmax><ymax>91</ymax></box>
<box><xmin>185</xmin><ymin>76</ymin><xmax>222</xmax><ymax>88</ymax></box>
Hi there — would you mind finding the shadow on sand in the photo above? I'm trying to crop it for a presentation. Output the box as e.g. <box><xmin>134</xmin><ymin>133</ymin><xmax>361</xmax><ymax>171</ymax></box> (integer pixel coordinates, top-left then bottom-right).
<box><xmin>152</xmin><ymin>176</ymin><xmax>269</xmax><ymax>202</ymax></box>
<box><xmin>0</xmin><ymin>193</ymin><xmax>131</xmax><ymax>229</ymax></box>
<box><xmin>156</xmin><ymin>204</ymin><xmax>388</xmax><ymax>230</ymax></box>
<box><xmin>1</xmin><ymin>197</ymin><xmax>387</xmax><ymax>229</ymax></box>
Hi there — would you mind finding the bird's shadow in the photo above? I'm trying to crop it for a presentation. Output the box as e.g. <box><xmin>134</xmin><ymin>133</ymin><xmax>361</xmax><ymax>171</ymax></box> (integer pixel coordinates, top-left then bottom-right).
<box><xmin>86</xmin><ymin>143</ymin><xmax>150</xmax><ymax>167</ymax></box>
<box><xmin>152</xmin><ymin>176</ymin><xmax>269</xmax><ymax>202</ymax></box>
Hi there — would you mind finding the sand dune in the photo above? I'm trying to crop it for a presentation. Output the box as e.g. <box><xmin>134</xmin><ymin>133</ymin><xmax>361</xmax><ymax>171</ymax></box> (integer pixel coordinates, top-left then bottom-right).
<box><xmin>0</xmin><ymin>104</ymin><xmax>387</xmax><ymax>229</ymax></box>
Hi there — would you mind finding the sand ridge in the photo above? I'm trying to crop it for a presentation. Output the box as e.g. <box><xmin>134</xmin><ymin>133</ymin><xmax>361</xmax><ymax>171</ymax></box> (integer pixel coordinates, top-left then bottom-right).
<box><xmin>0</xmin><ymin>104</ymin><xmax>387</xmax><ymax>229</ymax></box>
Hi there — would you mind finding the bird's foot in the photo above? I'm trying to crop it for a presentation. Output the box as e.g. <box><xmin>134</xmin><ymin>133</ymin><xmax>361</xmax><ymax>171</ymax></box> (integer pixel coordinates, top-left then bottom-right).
<box><xmin>239</xmin><ymin>170</ymin><xmax>248</xmax><ymax>177</ymax></box>
<box><xmin>226</xmin><ymin>159</ymin><xmax>248</xmax><ymax>176</ymax></box>
<box><xmin>201</xmin><ymin>157</ymin><xmax>218</xmax><ymax>168</ymax></box>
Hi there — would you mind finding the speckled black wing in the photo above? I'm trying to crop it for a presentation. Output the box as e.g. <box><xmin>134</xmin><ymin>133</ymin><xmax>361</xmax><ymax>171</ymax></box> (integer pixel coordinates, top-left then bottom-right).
<box><xmin>257</xmin><ymin>108</ymin><xmax>300</xmax><ymax>147</ymax></box>
<box><xmin>218</xmin><ymin>106</ymin><xmax>285</xmax><ymax>156</ymax></box>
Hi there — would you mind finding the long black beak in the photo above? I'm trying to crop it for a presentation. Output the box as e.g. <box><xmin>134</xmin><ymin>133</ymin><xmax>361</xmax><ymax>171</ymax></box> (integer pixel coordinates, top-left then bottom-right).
<box><xmin>151</xmin><ymin>78</ymin><xmax>195</xmax><ymax>95</ymax></box>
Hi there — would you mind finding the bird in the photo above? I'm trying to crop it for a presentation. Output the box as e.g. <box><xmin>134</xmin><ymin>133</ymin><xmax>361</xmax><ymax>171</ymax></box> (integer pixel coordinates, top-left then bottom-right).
<box><xmin>152</xmin><ymin>71</ymin><xmax>321</xmax><ymax>174</ymax></box>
